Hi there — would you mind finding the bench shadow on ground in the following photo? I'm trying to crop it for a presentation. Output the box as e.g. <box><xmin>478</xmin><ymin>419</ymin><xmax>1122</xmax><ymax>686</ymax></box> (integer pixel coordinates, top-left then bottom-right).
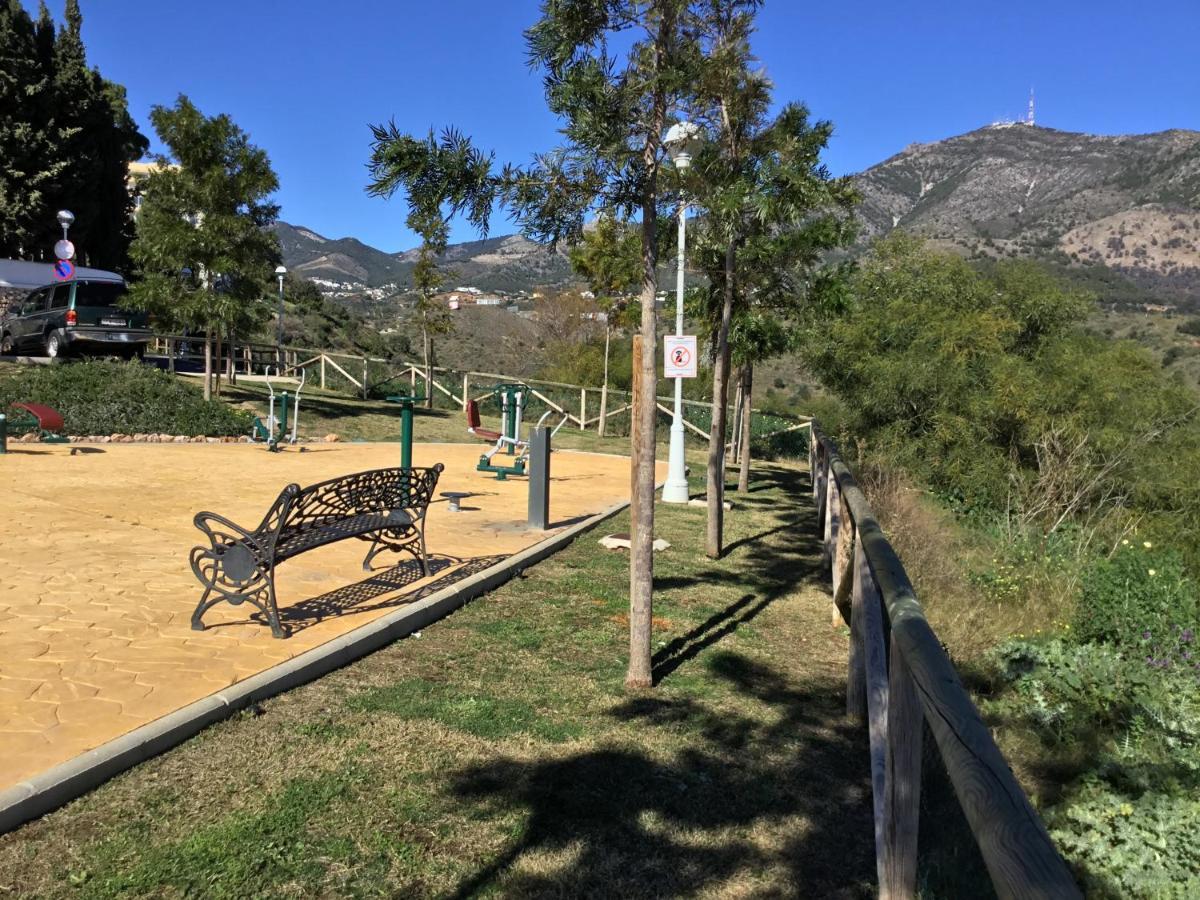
<box><xmin>442</xmin><ymin>462</ymin><xmax>873</xmax><ymax>897</ymax></box>
<box><xmin>225</xmin><ymin>553</ymin><xmax>507</xmax><ymax>635</ymax></box>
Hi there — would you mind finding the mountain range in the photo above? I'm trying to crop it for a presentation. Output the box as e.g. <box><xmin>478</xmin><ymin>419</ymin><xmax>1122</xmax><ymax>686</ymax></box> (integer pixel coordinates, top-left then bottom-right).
<box><xmin>277</xmin><ymin>123</ymin><xmax>1200</xmax><ymax>308</ymax></box>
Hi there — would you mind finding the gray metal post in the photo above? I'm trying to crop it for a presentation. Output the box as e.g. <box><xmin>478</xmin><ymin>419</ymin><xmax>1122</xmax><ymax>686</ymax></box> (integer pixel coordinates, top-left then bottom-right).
<box><xmin>527</xmin><ymin>426</ymin><xmax>551</xmax><ymax>529</ymax></box>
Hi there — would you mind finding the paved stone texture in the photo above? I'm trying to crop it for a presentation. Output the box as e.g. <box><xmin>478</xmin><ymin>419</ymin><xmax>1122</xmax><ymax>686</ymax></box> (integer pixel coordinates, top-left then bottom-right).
<box><xmin>0</xmin><ymin>441</ymin><xmax>657</xmax><ymax>790</ymax></box>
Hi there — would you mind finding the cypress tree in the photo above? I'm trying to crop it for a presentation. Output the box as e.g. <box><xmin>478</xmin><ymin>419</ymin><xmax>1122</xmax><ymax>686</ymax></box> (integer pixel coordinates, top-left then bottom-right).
<box><xmin>0</xmin><ymin>0</ymin><xmax>61</xmax><ymax>258</ymax></box>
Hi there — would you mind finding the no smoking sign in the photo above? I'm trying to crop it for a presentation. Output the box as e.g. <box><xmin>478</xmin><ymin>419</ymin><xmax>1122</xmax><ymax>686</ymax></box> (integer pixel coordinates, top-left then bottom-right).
<box><xmin>664</xmin><ymin>335</ymin><xmax>697</xmax><ymax>378</ymax></box>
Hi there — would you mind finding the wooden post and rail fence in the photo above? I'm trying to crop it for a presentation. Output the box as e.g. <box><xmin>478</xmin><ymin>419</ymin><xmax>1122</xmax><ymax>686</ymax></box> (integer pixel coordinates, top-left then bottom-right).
<box><xmin>808</xmin><ymin>424</ymin><xmax>1081</xmax><ymax>899</ymax></box>
<box><xmin>146</xmin><ymin>333</ymin><xmax>809</xmax><ymax>450</ymax></box>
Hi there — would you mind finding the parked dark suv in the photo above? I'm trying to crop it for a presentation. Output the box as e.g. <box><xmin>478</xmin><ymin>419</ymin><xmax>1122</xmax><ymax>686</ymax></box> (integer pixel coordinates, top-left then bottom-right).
<box><xmin>0</xmin><ymin>270</ymin><xmax>152</xmax><ymax>359</ymax></box>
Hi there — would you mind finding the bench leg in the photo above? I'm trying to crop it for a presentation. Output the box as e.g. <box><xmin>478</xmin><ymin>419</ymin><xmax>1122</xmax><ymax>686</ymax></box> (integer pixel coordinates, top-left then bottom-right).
<box><xmin>362</xmin><ymin>538</ymin><xmax>389</xmax><ymax>572</ymax></box>
<box><xmin>189</xmin><ymin>551</ymin><xmax>288</xmax><ymax>638</ymax></box>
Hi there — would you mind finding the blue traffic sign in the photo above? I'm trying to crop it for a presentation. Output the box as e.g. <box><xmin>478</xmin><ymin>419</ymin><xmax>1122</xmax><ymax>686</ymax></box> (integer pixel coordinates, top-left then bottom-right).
<box><xmin>53</xmin><ymin>259</ymin><xmax>74</xmax><ymax>282</ymax></box>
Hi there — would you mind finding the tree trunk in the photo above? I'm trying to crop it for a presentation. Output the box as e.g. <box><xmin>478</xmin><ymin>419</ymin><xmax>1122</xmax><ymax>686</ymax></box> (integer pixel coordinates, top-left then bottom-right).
<box><xmin>214</xmin><ymin>331</ymin><xmax>225</xmax><ymax>398</ymax></box>
<box><xmin>705</xmin><ymin>241</ymin><xmax>737</xmax><ymax>559</ymax></box>
<box><xmin>626</xmin><ymin>8</ymin><xmax>671</xmax><ymax>691</ymax></box>
<box><xmin>738</xmin><ymin>363</ymin><xmax>754</xmax><ymax>491</ymax></box>
<box><xmin>227</xmin><ymin>328</ymin><xmax>236</xmax><ymax>385</ymax></box>
<box><xmin>203</xmin><ymin>331</ymin><xmax>212</xmax><ymax>402</ymax></box>
<box><xmin>598</xmin><ymin>325</ymin><xmax>610</xmax><ymax>437</ymax></box>
<box><xmin>730</xmin><ymin>367</ymin><xmax>744</xmax><ymax>463</ymax></box>
<box><xmin>422</xmin><ymin>316</ymin><xmax>433</xmax><ymax>410</ymax></box>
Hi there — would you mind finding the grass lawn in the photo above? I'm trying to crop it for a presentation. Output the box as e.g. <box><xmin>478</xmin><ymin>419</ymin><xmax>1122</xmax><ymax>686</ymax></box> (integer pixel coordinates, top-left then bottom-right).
<box><xmin>0</xmin><ymin>453</ymin><xmax>875</xmax><ymax>898</ymax></box>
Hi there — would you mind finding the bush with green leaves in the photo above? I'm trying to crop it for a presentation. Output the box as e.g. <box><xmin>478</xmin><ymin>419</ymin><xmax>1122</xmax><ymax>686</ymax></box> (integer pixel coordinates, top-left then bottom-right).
<box><xmin>1073</xmin><ymin>542</ymin><xmax>1199</xmax><ymax>647</ymax></box>
<box><xmin>0</xmin><ymin>360</ymin><xmax>252</xmax><ymax>437</ymax></box>
<box><xmin>987</xmin><ymin>636</ymin><xmax>1200</xmax><ymax>896</ymax></box>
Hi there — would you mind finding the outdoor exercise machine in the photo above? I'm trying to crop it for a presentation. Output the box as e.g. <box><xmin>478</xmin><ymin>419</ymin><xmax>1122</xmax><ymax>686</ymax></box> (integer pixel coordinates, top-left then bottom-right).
<box><xmin>385</xmin><ymin>392</ymin><xmax>424</xmax><ymax>472</ymax></box>
<box><xmin>0</xmin><ymin>402</ymin><xmax>70</xmax><ymax>454</ymax></box>
<box><xmin>251</xmin><ymin>367</ymin><xmax>305</xmax><ymax>452</ymax></box>
<box><xmin>466</xmin><ymin>382</ymin><xmax>567</xmax><ymax>480</ymax></box>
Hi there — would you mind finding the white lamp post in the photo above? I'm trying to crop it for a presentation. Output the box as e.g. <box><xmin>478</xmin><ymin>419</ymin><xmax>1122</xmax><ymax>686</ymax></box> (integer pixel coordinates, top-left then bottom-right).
<box><xmin>661</xmin><ymin>121</ymin><xmax>702</xmax><ymax>504</ymax></box>
<box><xmin>274</xmin><ymin>265</ymin><xmax>287</xmax><ymax>360</ymax></box>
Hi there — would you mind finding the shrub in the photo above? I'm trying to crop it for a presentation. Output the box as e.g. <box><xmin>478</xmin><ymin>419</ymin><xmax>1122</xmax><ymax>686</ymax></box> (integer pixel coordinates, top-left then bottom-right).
<box><xmin>1073</xmin><ymin>542</ymin><xmax>1199</xmax><ymax>648</ymax></box>
<box><xmin>988</xmin><ymin>636</ymin><xmax>1200</xmax><ymax>897</ymax></box>
<box><xmin>0</xmin><ymin>360</ymin><xmax>252</xmax><ymax>437</ymax></box>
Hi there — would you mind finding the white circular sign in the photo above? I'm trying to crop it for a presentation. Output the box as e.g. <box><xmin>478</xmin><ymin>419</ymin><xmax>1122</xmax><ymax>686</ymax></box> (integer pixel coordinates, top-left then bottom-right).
<box><xmin>54</xmin><ymin>239</ymin><xmax>75</xmax><ymax>261</ymax></box>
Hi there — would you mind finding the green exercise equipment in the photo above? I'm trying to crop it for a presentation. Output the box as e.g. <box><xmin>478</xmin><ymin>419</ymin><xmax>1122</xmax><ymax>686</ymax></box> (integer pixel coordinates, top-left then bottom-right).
<box><xmin>251</xmin><ymin>367</ymin><xmax>305</xmax><ymax>452</ymax></box>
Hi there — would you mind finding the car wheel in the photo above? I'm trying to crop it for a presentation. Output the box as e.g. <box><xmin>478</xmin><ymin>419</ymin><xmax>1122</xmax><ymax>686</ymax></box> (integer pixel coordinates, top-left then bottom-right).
<box><xmin>44</xmin><ymin>331</ymin><xmax>66</xmax><ymax>359</ymax></box>
<box><xmin>0</xmin><ymin>334</ymin><xmax>13</xmax><ymax>356</ymax></box>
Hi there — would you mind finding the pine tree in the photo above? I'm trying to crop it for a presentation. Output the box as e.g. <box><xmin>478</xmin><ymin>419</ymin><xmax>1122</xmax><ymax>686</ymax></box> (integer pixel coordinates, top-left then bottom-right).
<box><xmin>127</xmin><ymin>95</ymin><xmax>280</xmax><ymax>399</ymax></box>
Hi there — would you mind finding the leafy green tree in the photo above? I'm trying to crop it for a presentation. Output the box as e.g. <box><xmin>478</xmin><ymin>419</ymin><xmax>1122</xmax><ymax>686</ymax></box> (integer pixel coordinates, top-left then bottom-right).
<box><xmin>685</xmin><ymin>0</ymin><xmax>858</xmax><ymax>554</ymax></box>
<box><xmin>367</xmin><ymin>126</ymin><xmax>493</xmax><ymax>408</ymax></box>
<box><xmin>804</xmin><ymin>235</ymin><xmax>1200</xmax><ymax>565</ymax></box>
<box><xmin>127</xmin><ymin>95</ymin><xmax>280</xmax><ymax>399</ymax></box>
<box><xmin>363</xmin><ymin>1</ymin><xmax>699</xmax><ymax>689</ymax></box>
<box><xmin>0</xmin><ymin>0</ymin><xmax>146</xmax><ymax>266</ymax></box>
<box><xmin>508</xmin><ymin>0</ymin><xmax>699</xmax><ymax>689</ymax></box>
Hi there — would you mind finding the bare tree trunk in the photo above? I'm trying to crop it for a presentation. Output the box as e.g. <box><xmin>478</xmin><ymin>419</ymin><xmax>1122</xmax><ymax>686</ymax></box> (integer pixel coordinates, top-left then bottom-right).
<box><xmin>422</xmin><ymin>315</ymin><xmax>433</xmax><ymax>410</ymax></box>
<box><xmin>213</xmin><ymin>331</ymin><xmax>223</xmax><ymax>398</ymax></box>
<box><xmin>730</xmin><ymin>366</ymin><xmax>744</xmax><ymax>463</ymax></box>
<box><xmin>227</xmin><ymin>328</ymin><xmax>236</xmax><ymax>385</ymax></box>
<box><xmin>203</xmin><ymin>331</ymin><xmax>212</xmax><ymax>402</ymax></box>
<box><xmin>705</xmin><ymin>240</ymin><xmax>737</xmax><ymax>559</ymax></box>
<box><xmin>627</xmin><ymin>9</ymin><xmax>671</xmax><ymax>691</ymax></box>
<box><xmin>598</xmin><ymin>324</ymin><xmax>610</xmax><ymax>437</ymax></box>
<box><xmin>738</xmin><ymin>363</ymin><xmax>754</xmax><ymax>491</ymax></box>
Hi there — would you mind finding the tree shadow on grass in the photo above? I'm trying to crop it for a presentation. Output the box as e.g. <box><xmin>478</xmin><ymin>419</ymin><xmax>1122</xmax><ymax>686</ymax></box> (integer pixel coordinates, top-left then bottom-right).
<box><xmin>445</xmin><ymin>653</ymin><xmax>875</xmax><ymax>899</ymax></box>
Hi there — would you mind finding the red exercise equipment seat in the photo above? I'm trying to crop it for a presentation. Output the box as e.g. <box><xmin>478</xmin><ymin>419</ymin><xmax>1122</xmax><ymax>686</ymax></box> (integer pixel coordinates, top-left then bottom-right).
<box><xmin>465</xmin><ymin>399</ymin><xmax>502</xmax><ymax>442</ymax></box>
<box><xmin>9</xmin><ymin>402</ymin><xmax>64</xmax><ymax>433</ymax></box>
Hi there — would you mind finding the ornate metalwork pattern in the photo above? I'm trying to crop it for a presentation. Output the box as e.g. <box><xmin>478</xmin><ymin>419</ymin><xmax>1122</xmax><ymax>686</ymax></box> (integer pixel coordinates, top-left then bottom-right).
<box><xmin>189</xmin><ymin>465</ymin><xmax>443</xmax><ymax>638</ymax></box>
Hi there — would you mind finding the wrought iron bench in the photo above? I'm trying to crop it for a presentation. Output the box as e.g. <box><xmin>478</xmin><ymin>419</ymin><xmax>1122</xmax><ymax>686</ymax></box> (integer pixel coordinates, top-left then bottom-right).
<box><xmin>189</xmin><ymin>464</ymin><xmax>444</xmax><ymax>638</ymax></box>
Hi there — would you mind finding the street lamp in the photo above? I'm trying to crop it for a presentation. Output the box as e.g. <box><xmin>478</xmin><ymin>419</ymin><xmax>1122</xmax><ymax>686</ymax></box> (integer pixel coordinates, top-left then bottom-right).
<box><xmin>54</xmin><ymin>210</ymin><xmax>75</xmax><ymax>262</ymax></box>
<box><xmin>661</xmin><ymin>121</ymin><xmax>703</xmax><ymax>504</ymax></box>
<box><xmin>274</xmin><ymin>265</ymin><xmax>287</xmax><ymax>361</ymax></box>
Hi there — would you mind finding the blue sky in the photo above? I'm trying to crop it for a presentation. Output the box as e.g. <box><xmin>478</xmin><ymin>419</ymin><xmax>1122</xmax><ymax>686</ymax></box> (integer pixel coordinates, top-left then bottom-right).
<box><xmin>31</xmin><ymin>0</ymin><xmax>1200</xmax><ymax>251</ymax></box>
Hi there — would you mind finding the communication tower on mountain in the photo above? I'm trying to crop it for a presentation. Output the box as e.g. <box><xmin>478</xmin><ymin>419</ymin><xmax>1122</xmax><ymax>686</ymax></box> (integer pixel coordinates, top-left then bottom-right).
<box><xmin>1026</xmin><ymin>88</ymin><xmax>1035</xmax><ymax>126</ymax></box>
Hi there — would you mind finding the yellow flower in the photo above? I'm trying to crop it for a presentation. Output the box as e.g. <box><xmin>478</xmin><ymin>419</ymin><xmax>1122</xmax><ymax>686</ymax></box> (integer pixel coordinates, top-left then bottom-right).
<box><xmin>1143</xmin><ymin>541</ymin><xmax>1153</xmax><ymax>549</ymax></box>
<box><xmin>1148</xmin><ymin>569</ymin><xmax>1157</xmax><ymax>577</ymax></box>
<box><xmin>1122</xmin><ymin>539</ymin><xmax>1130</xmax><ymax>546</ymax></box>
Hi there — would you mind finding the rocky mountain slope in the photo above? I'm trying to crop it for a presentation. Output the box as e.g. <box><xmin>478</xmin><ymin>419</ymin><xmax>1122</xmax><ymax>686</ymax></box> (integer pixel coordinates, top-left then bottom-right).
<box><xmin>272</xmin><ymin>223</ymin><xmax>575</xmax><ymax>295</ymax></box>
<box><xmin>854</xmin><ymin>124</ymin><xmax>1200</xmax><ymax>303</ymax></box>
<box><xmin>278</xmin><ymin>124</ymin><xmax>1200</xmax><ymax>308</ymax></box>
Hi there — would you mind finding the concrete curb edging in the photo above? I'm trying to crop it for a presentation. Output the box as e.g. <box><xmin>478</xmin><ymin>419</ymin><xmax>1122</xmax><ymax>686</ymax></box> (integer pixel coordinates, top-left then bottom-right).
<box><xmin>0</xmin><ymin>493</ymin><xmax>635</xmax><ymax>835</ymax></box>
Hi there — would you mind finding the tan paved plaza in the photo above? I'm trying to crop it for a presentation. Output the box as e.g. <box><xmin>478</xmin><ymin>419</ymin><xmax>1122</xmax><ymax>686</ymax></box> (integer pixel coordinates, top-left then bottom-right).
<box><xmin>0</xmin><ymin>441</ymin><xmax>654</xmax><ymax>790</ymax></box>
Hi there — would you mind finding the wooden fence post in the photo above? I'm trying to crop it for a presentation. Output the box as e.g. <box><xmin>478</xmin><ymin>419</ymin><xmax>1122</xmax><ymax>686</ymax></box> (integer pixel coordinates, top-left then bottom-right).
<box><xmin>410</xmin><ymin>367</ymin><xmax>416</xmax><ymax>393</ymax></box>
<box><xmin>362</xmin><ymin>357</ymin><xmax>368</xmax><ymax>399</ymax></box>
<box><xmin>824</xmin><ymin>469</ymin><xmax>837</xmax><ymax>568</ymax></box>
<box><xmin>320</xmin><ymin>355</ymin><xmax>327</xmax><ymax>390</ymax></box>
<box><xmin>882</xmin><ymin>636</ymin><xmax>922</xmax><ymax>900</ymax></box>
<box><xmin>833</xmin><ymin>492</ymin><xmax>853</xmax><ymax>627</ymax></box>
<box><xmin>462</xmin><ymin>373</ymin><xmax>470</xmax><ymax>411</ymax></box>
<box><xmin>580</xmin><ymin>388</ymin><xmax>587</xmax><ymax>431</ymax></box>
<box><xmin>856</xmin><ymin>537</ymin><xmax>891</xmax><ymax>891</ymax></box>
<box><xmin>598</xmin><ymin>383</ymin><xmax>608</xmax><ymax>437</ymax></box>
<box><xmin>847</xmin><ymin>524</ymin><xmax>868</xmax><ymax>722</ymax></box>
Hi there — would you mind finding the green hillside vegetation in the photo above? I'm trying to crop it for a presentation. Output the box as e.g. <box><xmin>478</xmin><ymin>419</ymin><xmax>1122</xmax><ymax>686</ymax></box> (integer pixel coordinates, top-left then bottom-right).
<box><xmin>802</xmin><ymin>235</ymin><xmax>1200</xmax><ymax>896</ymax></box>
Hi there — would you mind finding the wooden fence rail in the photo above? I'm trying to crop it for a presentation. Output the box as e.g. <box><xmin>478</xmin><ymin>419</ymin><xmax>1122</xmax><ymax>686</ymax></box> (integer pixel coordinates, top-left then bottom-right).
<box><xmin>808</xmin><ymin>423</ymin><xmax>1081</xmax><ymax>900</ymax></box>
<box><xmin>146</xmin><ymin>333</ymin><xmax>811</xmax><ymax>447</ymax></box>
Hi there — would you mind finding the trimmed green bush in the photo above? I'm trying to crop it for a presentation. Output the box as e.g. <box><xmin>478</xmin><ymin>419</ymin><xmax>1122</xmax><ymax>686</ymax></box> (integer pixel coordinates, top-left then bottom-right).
<box><xmin>0</xmin><ymin>360</ymin><xmax>252</xmax><ymax>437</ymax></box>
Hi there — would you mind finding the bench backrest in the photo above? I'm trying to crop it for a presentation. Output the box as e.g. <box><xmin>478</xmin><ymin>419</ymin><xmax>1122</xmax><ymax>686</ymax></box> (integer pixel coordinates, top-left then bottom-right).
<box><xmin>256</xmin><ymin>465</ymin><xmax>444</xmax><ymax>539</ymax></box>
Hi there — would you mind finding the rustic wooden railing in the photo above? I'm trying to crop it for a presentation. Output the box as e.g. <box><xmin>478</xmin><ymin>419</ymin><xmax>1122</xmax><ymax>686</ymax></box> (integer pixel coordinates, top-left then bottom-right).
<box><xmin>145</xmin><ymin>334</ymin><xmax>808</xmax><ymax>447</ymax></box>
<box><xmin>808</xmin><ymin>424</ymin><xmax>1081</xmax><ymax>899</ymax></box>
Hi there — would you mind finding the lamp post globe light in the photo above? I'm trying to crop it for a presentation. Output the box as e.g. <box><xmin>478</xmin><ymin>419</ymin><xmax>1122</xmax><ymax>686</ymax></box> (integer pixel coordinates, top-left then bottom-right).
<box><xmin>274</xmin><ymin>265</ymin><xmax>287</xmax><ymax>359</ymax></box>
<box><xmin>661</xmin><ymin>121</ymin><xmax>703</xmax><ymax>504</ymax></box>
<box><xmin>54</xmin><ymin>210</ymin><xmax>75</xmax><ymax>262</ymax></box>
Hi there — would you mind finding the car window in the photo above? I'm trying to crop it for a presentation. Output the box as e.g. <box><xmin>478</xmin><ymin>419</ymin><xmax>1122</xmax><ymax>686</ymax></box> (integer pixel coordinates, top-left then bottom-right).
<box><xmin>48</xmin><ymin>286</ymin><xmax>66</xmax><ymax>309</ymax></box>
<box><xmin>22</xmin><ymin>290</ymin><xmax>46</xmax><ymax>315</ymax></box>
<box><xmin>72</xmin><ymin>281</ymin><xmax>127</xmax><ymax>308</ymax></box>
